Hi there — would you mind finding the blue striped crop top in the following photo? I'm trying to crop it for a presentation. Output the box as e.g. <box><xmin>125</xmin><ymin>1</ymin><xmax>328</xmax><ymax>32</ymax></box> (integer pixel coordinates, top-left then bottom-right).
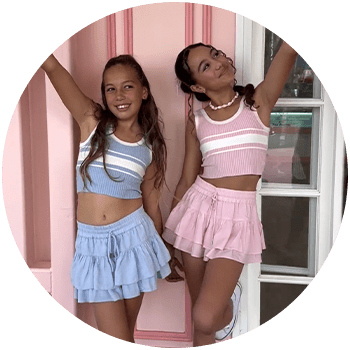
<box><xmin>76</xmin><ymin>126</ymin><xmax>152</xmax><ymax>199</ymax></box>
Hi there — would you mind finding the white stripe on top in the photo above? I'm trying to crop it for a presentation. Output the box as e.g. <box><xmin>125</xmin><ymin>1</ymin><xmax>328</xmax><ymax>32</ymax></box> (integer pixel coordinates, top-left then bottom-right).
<box><xmin>78</xmin><ymin>151</ymin><xmax>145</xmax><ymax>178</ymax></box>
<box><xmin>200</xmin><ymin>133</ymin><xmax>269</xmax><ymax>155</ymax></box>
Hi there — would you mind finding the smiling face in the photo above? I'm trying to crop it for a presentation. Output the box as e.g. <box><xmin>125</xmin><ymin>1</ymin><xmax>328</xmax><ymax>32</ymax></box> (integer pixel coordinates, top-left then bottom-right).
<box><xmin>103</xmin><ymin>64</ymin><xmax>148</xmax><ymax>121</ymax></box>
<box><xmin>186</xmin><ymin>45</ymin><xmax>235</xmax><ymax>94</ymax></box>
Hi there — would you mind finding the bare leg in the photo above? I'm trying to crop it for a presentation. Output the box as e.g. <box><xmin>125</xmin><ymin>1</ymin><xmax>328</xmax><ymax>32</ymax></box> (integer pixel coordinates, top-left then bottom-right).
<box><xmin>92</xmin><ymin>294</ymin><xmax>144</xmax><ymax>342</ymax></box>
<box><xmin>124</xmin><ymin>294</ymin><xmax>144</xmax><ymax>342</ymax></box>
<box><xmin>181</xmin><ymin>252</ymin><xmax>207</xmax><ymax>306</ymax></box>
<box><xmin>192</xmin><ymin>258</ymin><xmax>244</xmax><ymax>346</ymax></box>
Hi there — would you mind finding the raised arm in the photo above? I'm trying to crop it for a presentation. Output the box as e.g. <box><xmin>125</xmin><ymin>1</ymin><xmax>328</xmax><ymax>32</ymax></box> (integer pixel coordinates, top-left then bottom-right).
<box><xmin>254</xmin><ymin>41</ymin><xmax>298</xmax><ymax>124</ymax></box>
<box><xmin>41</xmin><ymin>54</ymin><xmax>97</xmax><ymax>127</ymax></box>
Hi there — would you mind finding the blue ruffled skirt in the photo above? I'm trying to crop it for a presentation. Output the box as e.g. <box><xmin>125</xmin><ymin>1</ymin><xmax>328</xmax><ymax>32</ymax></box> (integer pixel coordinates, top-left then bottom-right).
<box><xmin>70</xmin><ymin>206</ymin><xmax>171</xmax><ymax>303</ymax></box>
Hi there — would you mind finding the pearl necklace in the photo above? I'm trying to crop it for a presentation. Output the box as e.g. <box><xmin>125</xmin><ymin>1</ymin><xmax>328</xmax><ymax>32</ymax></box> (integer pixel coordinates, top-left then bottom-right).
<box><xmin>209</xmin><ymin>92</ymin><xmax>239</xmax><ymax>111</ymax></box>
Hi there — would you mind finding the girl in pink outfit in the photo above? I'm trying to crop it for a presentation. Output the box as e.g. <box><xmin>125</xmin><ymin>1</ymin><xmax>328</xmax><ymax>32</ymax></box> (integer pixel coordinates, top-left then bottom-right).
<box><xmin>163</xmin><ymin>41</ymin><xmax>298</xmax><ymax>346</ymax></box>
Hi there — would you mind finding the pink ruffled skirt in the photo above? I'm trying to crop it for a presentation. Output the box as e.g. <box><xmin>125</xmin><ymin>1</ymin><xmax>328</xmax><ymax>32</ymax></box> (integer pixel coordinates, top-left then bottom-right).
<box><xmin>163</xmin><ymin>176</ymin><xmax>266</xmax><ymax>264</ymax></box>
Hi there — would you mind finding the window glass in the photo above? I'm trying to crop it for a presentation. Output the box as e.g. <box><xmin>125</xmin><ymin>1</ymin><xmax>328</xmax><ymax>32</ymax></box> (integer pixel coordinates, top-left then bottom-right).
<box><xmin>260</xmin><ymin>283</ymin><xmax>307</xmax><ymax>325</ymax></box>
<box><xmin>261</xmin><ymin>196</ymin><xmax>316</xmax><ymax>274</ymax></box>
<box><xmin>264</xmin><ymin>29</ymin><xmax>321</xmax><ymax>99</ymax></box>
<box><xmin>262</xmin><ymin>108</ymin><xmax>317</xmax><ymax>186</ymax></box>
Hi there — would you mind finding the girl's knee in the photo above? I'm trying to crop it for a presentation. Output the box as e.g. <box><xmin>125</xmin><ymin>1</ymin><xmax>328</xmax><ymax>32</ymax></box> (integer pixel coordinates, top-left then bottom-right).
<box><xmin>192</xmin><ymin>304</ymin><xmax>218</xmax><ymax>335</ymax></box>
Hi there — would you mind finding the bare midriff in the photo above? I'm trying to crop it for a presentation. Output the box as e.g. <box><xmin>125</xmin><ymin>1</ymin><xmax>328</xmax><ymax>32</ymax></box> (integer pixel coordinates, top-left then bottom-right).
<box><xmin>77</xmin><ymin>193</ymin><xmax>143</xmax><ymax>226</ymax></box>
<box><xmin>201</xmin><ymin>174</ymin><xmax>260</xmax><ymax>191</ymax></box>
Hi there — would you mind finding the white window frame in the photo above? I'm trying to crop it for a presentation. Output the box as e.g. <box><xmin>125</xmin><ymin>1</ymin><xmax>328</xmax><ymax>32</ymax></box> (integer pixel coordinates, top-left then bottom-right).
<box><xmin>234</xmin><ymin>15</ymin><xmax>342</xmax><ymax>333</ymax></box>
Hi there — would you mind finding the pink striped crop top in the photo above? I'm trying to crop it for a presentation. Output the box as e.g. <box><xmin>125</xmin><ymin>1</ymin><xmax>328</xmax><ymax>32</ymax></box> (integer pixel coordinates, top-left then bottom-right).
<box><xmin>194</xmin><ymin>98</ymin><xmax>270</xmax><ymax>179</ymax></box>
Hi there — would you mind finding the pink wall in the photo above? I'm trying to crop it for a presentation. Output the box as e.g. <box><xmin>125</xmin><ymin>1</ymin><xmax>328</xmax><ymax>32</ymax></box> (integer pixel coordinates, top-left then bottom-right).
<box><xmin>2</xmin><ymin>3</ymin><xmax>236</xmax><ymax>347</ymax></box>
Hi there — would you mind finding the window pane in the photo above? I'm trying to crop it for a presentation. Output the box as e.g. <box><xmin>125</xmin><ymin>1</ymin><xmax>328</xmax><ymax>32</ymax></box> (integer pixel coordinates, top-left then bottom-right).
<box><xmin>261</xmin><ymin>196</ymin><xmax>314</xmax><ymax>272</ymax></box>
<box><xmin>262</xmin><ymin>108</ymin><xmax>317</xmax><ymax>186</ymax></box>
<box><xmin>260</xmin><ymin>283</ymin><xmax>306</xmax><ymax>325</ymax></box>
<box><xmin>264</xmin><ymin>29</ymin><xmax>321</xmax><ymax>99</ymax></box>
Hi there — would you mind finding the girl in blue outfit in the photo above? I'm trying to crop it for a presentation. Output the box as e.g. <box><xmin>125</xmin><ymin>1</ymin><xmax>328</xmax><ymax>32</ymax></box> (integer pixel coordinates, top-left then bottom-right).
<box><xmin>41</xmin><ymin>54</ymin><xmax>181</xmax><ymax>342</ymax></box>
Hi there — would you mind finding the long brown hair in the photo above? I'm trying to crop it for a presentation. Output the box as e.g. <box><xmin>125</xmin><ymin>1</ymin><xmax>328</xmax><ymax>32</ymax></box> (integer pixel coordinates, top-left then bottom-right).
<box><xmin>175</xmin><ymin>42</ymin><xmax>257</xmax><ymax>117</ymax></box>
<box><xmin>80</xmin><ymin>55</ymin><xmax>167</xmax><ymax>191</ymax></box>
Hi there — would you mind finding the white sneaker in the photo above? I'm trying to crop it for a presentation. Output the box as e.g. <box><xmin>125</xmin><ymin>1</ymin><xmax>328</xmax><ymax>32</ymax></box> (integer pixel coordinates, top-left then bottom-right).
<box><xmin>215</xmin><ymin>282</ymin><xmax>242</xmax><ymax>341</ymax></box>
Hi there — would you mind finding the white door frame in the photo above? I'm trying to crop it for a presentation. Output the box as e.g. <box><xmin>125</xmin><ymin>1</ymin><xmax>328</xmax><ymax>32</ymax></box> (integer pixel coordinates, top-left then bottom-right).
<box><xmin>234</xmin><ymin>14</ymin><xmax>343</xmax><ymax>333</ymax></box>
